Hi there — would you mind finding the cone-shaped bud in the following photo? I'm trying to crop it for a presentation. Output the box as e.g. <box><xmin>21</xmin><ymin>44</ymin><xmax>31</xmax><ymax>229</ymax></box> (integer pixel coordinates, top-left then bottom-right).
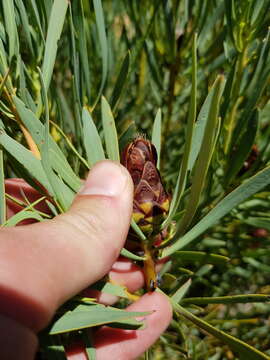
<box><xmin>121</xmin><ymin>137</ymin><xmax>170</xmax><ymax>234</ymax></box>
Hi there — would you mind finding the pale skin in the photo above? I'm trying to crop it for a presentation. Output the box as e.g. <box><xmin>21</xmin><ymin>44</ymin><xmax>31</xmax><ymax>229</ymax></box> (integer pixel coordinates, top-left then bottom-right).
<box><xmin>1</xmin><ymin>160</ymin><xmax>172</xmax><ymax>360</ymax></box>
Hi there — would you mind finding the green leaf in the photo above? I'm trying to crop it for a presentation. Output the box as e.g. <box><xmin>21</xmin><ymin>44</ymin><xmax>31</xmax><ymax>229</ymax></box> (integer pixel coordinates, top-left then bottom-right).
<box><xmin>92</xmin><ymin>0</ymin><xmax>108</xmax><ymax>107</ymax></box>
<box><xmin>163</xmin><ymin>34</ymin><xmax>197</xmax><ymax>228</ymax></box>
<box><xmin>151</xmin><ymin>108</ymin><xmax>162</xmax><ymax>169</ymax></box>
<box><xmin>242</xmin><ymin>217</ymin><xmax>270</xmax><ymax>231</ymax></box>
<box><xmin>82</xmin><ymin>108</ymin><xmax>105</xmax><ymax>167</ymax></box>
<box><xmin>131</xmin><ymin>218</ymin><xmax>147</xmax><ymax>241</ymax></box>
<box><xmin>120</xmin><ymin>247</ymin><xmax>146</xmax><ymax>261</ymax></box>
<box><xmin>110</xmin><ymin>51</ymin><xmax>130</xmax><ymax>112</ymax></box>
<box><xmin>233</xmin><ymin>29</ymin><xmax>270</xmax><ymax>143</ymax></box>
<box><xmin>0</xmin><ymin>150</ymin><xmax>6</xmax><ymax>224</ymax></box>
<box><xmin>92</xmin><ymin>281</ymin><xmax>129</xmax><ymax>299</ymax></box>
<box><xmin>243</xmin><ymin>257</ymin><xmax>270</xmax><ymax>273</ymax></box>
<box><xmin>0</xmin><ymin>66</ymin><xmax>11</xmax><ymax>99</ymax></box>
<box><xmin>41</xmin><ymin>345</ymin><xmax>66</xmax><ymax>360</ymax></box>
<box><xmin>15</xmin><ymin>0</ymin><xmax>34</xmax><ymax>55</ymax></box>
<box><xmin>171</xmin><ymin>278</ymin><xmax>192</xmax><ymax>303</ymax></box>
<box><xmin>181</xmin><ymin>294</ymin><xmax>270</xmax><ymax>305</ymax></box>
<box><xmin>3</xmin><ymin>195</ymin><xmax>48</xmax><ymax>226</ymax></box>
<box><xmin>171</xmin><ymin>299</ymin><xmax>269</xmax><ymax>359</ymax></box>
<box><xmin>0</xmin><ymin>39</ymin><xmax>9</xmax><ymax>77</ymax></box>
<box><xmin>49</xmin><ymin>306</ymin><xmax>149</xmax><ymax>334</ymax></box>
<box><xmin>0</xmin><ymin>131</ymin><xmax>53</xmax><ymax>195</ymax></box>
<box><xmin>226</xmin><ymin>109</ymin><xmax>259</xmax><ymax>184</ymax></box>
<box><xmin>29</xmin><ymin>0</ymin><xmax>45</xmax><ymax>43</ymax></box>
<box><xmin>3</xmin><ymin>0</ymin><xmax>19</xmax><ymax>60</ymax></box>
<box><xmin>82</xmin><ymin>330</ymin><xmax>96</xmax><ymax>360</ymax></box>
<box><xmin>162</xmin><ymin>164</ymin><xmax>270</xmax><ymax>257</ymax></box>
<box><xmin>195</xmin><ymin>264</ymin><xmax>213</xmax><ymax>277</ymax></box>
<box><xmin>50</xmin><ymin>121</ymin><xmax>89</xmax><ymax>169</ymax></box>
<box><xmin>172</xmin><ymin>251</ymin><xmax>230</xmax><ymax>265</ymax></box>
<box><xmin>42</xmin><ymin>0</ymin><xmax>68</xmax><ymax>92</ymax></box>
<box><xmin>119</xmin><ymin>121</ymin><xmax>136</xmax><ymax>152</ymax></box>
<box><xmin>101</xmin><ymin>96</ymin><xmax>120</xmax><ymax>162</ymax></box>
<box><xmin>13</xmin><ymin>96</ymin><xmax>81</xmax><ymax>192</ymax></box>
<box><xmin>177</xmin><ymin>75</ymin><xmax>225</xmax><ymax>234</ymax></box>
<box><xmin>73</xmin><ymin>0</ymin><xmax>91</xmax><ymax>101</ymax></box>
<box><xmin>188</xmin><ymin>75</ymin><xmax>219</xmax><ymax>171</ymax></box>
<box><xmin>3</xmin><ymin>210</ymin><xmax>44</xmax><ymax>227</ymax></box>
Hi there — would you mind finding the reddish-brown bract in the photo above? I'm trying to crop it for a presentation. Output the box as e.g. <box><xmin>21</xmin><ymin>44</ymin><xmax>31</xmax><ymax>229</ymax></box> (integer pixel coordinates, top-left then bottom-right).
<box><xmin>121</xmin><ymin>137</ymin><xmax>169</xmax><ymax>234</ymax></box>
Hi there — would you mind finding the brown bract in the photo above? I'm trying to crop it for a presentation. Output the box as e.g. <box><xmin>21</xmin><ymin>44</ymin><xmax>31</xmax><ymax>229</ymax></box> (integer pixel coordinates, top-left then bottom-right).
<box><xmin>121</xmin><ymin>137</ymin><xmax>169</xmax><ymax>234</ymax></box>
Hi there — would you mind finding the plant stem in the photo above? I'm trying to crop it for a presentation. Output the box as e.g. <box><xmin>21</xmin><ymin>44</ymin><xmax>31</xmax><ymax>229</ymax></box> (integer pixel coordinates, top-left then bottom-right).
<box><xmin>142</xmin><ymin>242</ymin><xmax>157</xmax><ymax>291</ymax></box>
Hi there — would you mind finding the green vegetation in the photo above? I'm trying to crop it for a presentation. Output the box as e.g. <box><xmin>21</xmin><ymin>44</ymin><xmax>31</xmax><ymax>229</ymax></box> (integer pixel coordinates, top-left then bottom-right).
<box><xmin>1</xmin><ymin>0</ymin><xmax>270</xmax><ymax>358</ymax></box>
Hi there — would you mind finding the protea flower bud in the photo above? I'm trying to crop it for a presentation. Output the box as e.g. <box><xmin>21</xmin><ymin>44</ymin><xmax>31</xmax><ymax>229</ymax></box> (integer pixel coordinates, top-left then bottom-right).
<box><xmin>121</xmin><ymin>137</ymin><xmax>170</xmax><ymax>235</ymax></box>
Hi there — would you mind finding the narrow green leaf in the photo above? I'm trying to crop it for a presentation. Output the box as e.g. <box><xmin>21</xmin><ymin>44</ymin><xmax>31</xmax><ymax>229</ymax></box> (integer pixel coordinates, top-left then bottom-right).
<box><xmin>101</xmin><ymin>96</ymin><xmax>120</xmax><ymax>161</ymax></box>
<box><xmin>42</xmin><ymin>0</ymin><xmax>68</xmax><ymax>91</ymax></box>
<box><xmin>195</xmin><ymin>264</ymin><xmax>213</xmax><ymax>277</ymax></box>
<box><xmin>131</xmin><ymin>218</ymin><xmax>147</xmax><ymax>241</ymax></box>
<box><xmin>49</xmin><ymin>308</ymin><xmax>149</xmax><ymax>335</ymax></box>
<box><xmin>3</xmin><ymin>196</ymin><xmax>48</xmax><ymax>227</ymax></box>
<box><xmin>163</xmin><ymin>34</ymin><xmax>197</xmax><ymax>228</ymax></box>
<box><xmin>38</xmin><ymin>67</ymin><xmax>58</xmax><ymax>202</ymax></box>
<box><xmin>0</xmin><ymin>132</ymin><xmax>53</xmax><ymax>195</ymax></box>
<box><xmin>48</xmin><ymin>174</ymin><xmax>75</xmax><ymax>211</ymax></box>
<box><xmin>3</xmin><ymin>210</ymin><xmax>44</xmax><ymax>227</ymax></box>
<box><xmin>3</xmin><ymin>0</ymin><xmax>19</xmax><ymax>60</ymax></box>
<box><xmin>243</xmin><ymin>257</ymin><xmax>270</xmax><ymax>273</ymax></box>
<box><xmin>232</xmin><ymin>29</ymin><xmax>270</xmax><ymax>143</ymax></box>
<box><xmin>182</xmin><ymin>294</ymin><xmax>270</xmax><ymax>305</ymax></box>
<box><xmin>82</xmin><ymin>330</ymin><xmax>96</xmax><ymax>360</ymax></box>
<box><xmin>92</xmin><ymin>281</ymin><xmax>129</xmax><ymax>299</ymax></box>
<box><xmin>162</xmin><ymin>165</ymin><xmax>270</xmax><ymax>258</ymax></box>
<box><xmin>178</xmin><ymin>75</ymin><xmax>225</xmax><ymax>234</ymax></box>
<box><xmin>39</xmin><ymin>68</ymin><xmax>74</xmax><ymax>211</ymax></box>
<box><xmin>0</xmin><ymin>150</ymin><xmax>6</xmax><ymax>224</ymax></box>
<box><xmin>119</xmin><ymin>122</ymin><xmax>136</xmax><ymax>152</ymax></box>
<box><xmin>29</xmin><ymin>0</ymin><xmax>45</xmax><ymax>43</ymax></box>
<box><xmin>171</xmin><ymin>299</ymin><xmax>269</xmax><ymax>359</ymax></box>
<box><xmin>50</xmin><ymin>121</ymin><xmax>89</xmax><ymax>169</ymax></box>
<box><xmin>226</xmin><ymin>109</ymin><xmax>258</xmax><ymax>184</ymax></box>
<box><xmin>92</xmin><ymin>0</ymin><xmax>108</xmax><ymax>106</ymax></box>
<box><xmin>68</xmin><ymin>4</ymin><xmax>82</xmax><ymax>113</ymax></box>
<box><xmin>0</xmin><ymin>39</ymin><xmax>8</xmax><ymax>76</ymax></box>
<box><xmin>120</xmin><ymin>247</ymin><xmax>146</xmax><ymax>261</ymax></box>
<box><xmin>15</xmin><ymin>0</ymin><xmax>34</xmax><ymax>55</ymax></box>
<box><xmin>242</xmin><ymin>217</ymin><xmax>270</xmax><ymax>231</ymax></box>
<box><xmin>42</xmin><ymin>345</ymin><xmax>66</xmax><ymax>360</ymax></box>
<box><xmin>13</xmin><ymin>96</ymin><xmax>81</xmax><ymax>192</ymax></box>
<box><xmin>73</xmin><ymin>0</ymin><xmax>91</xmax><ymax>101</ymax></box>
<box><xmin>172</xmin><ymin>251</ymin><xmax>230</xmax><ymax>265</ymax></box>
<box><xmin>171</xmin><ymin>278</ymin><xmax>192</xmax><ymax>303</ymax></box>
<box><xmin>82</xmin><ymin>108</ymin><xmax>105</xmax><ymax>167</ymax></box>
<box><xmin>110</xmin><ymin>51</ymin><xmax>130</xmax><ymax>112</ymax></box>
<box><xmin>0</xmin><ymin>67</ymin><xmax>11</xmax><ymax>99</ymax></box>
<box><xmin>151</xmin><ymin>108</ymin><xmax>162</xmax><ymax>169</ymax></box>
<box><xmin>188</xmin><ymin>77</ymin><xmax>218</xmax><ymax>171</ymax></box>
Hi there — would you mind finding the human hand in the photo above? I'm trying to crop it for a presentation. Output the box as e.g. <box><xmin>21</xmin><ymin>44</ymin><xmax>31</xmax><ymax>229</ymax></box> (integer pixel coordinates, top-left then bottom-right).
<box><xmin>1</xmin><ymin>161</ymin><xmax>172</xmax><ymax>360</ymax></box>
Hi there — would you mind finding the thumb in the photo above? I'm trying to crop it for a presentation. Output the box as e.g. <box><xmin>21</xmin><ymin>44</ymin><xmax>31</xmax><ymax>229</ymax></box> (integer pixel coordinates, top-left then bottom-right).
<box><xmin>0</xmin><ymin>161</ymin><xmax>133</xmax><ymax>331</ymax></box>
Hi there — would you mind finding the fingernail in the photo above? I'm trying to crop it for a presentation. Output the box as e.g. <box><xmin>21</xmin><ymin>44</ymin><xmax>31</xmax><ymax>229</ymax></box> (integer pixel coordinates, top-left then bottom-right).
<box><xmin>79</xmin><ymin>161</ymin><xmax>128</xmax><ymax>197</ymax></box>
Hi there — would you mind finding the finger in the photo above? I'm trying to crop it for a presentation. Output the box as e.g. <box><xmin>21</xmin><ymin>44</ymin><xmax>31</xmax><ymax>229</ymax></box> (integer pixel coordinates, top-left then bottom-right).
<box><xmin>65</xmin><ymin>292</ymin><xmax>172</xmax><ymax>360</ymax></box>
<box><xmin>110</xmin><ymin>257</ymin><xmax>168</xmax><ymax>292</ymax></box>
<box><xmin>0</xmin><ymin>314</ymin><xmax>38</xmax><ymax>360</ymax></box>
<box><xmin>0</xmin><ymin>161</ymin><xmax>133</xmax><ymax>332</ymax></box>
<box><xmin>94</xmin><ymin>291</ymin><xmax>172</xmax><ymax>360</ymax></box>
